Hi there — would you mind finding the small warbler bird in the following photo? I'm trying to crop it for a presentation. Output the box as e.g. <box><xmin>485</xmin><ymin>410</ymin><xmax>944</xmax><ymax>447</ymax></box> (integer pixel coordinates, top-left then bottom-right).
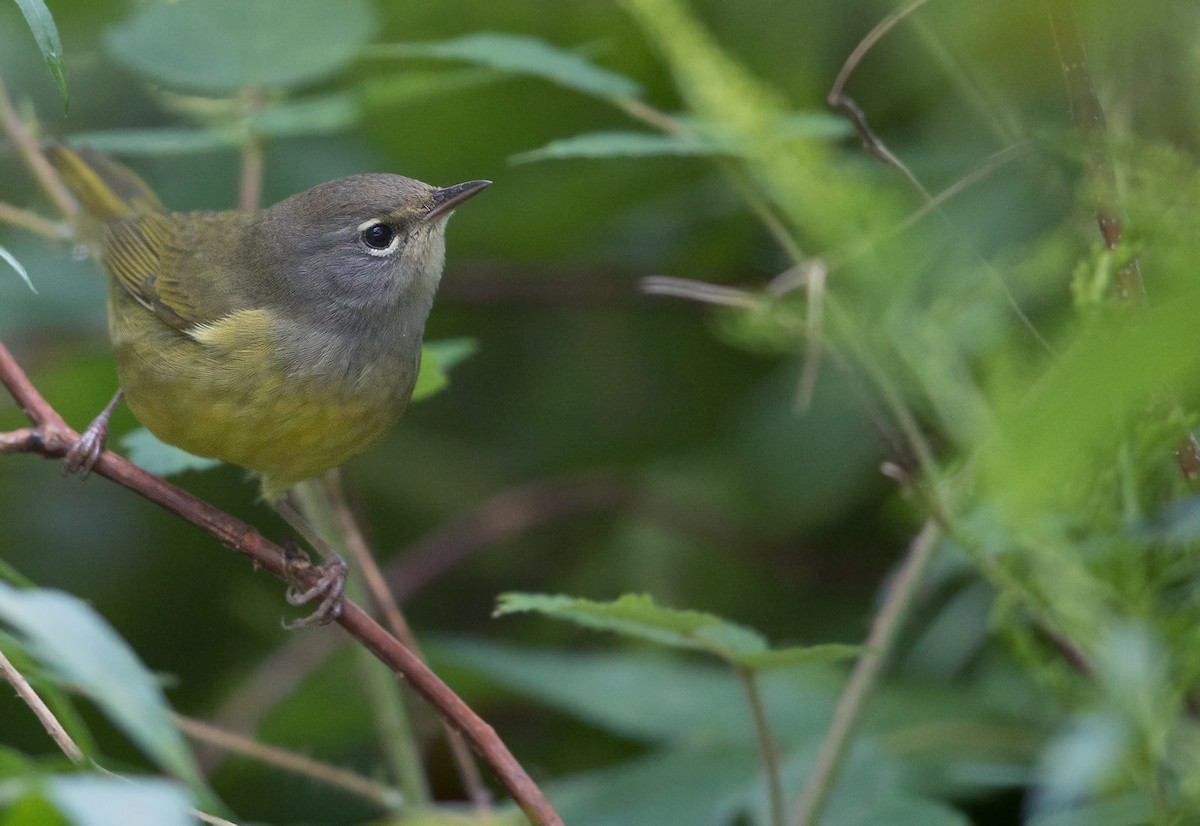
<box><xmin>46</xmin><ymin>143</ymin><xmax>489</xmax><ymax>622</ymax></box>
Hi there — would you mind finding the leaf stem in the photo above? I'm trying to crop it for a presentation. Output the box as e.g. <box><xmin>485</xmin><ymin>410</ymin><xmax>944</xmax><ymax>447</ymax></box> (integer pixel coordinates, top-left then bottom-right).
<box><xmin>736</xmin><ymin>666</ymin><xmax>785</xmax><ymax>826</ymax></box>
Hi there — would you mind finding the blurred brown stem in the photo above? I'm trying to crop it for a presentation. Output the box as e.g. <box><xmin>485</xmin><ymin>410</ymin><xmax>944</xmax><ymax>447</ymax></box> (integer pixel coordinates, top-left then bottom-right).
<box><xmin>790</xmin><ymin>520</ymin><xmax>942</xmax><ymax>826</ymax></box>
<box><xmin>320</xmin><ymin>471</ymin><xmax>493</xmax><ymax>813</ymax></box>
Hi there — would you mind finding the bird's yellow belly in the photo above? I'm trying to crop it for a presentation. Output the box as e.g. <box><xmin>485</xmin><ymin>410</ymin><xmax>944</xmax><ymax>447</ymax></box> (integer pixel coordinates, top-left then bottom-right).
<box><xmin>112</xmin><ymin>302</ymin><xmax>408</xmax><ymax>500</ymax></box>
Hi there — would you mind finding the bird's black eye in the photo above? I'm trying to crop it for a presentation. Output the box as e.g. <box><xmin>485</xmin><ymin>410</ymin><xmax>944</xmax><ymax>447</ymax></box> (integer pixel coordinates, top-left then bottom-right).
<box><xmin>361</xmin><ymin>222</ymin><xmax>396</xmax><ymax>250</ymax></box>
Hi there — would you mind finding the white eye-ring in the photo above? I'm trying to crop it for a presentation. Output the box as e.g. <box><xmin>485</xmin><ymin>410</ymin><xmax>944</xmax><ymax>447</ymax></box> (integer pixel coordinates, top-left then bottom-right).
<box><xmin>358</xmin><ymin>219</ymin><xmax>401</xmax><ymax>256</ymax></box>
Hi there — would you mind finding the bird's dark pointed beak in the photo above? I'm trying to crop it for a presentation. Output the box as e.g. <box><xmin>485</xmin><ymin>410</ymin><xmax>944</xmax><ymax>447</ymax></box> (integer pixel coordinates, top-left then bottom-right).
<box><xmin>426</xmin><ymin>179</ymin><xmax>491</xmax><ymax>221</ymax></box>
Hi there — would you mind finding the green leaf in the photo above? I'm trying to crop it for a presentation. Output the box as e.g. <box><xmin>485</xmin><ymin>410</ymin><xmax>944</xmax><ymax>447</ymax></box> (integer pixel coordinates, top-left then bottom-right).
<box><xmin>412</xmin><ymin>338</ymin><xmax>478</xmax><ymax>402</ymax></box>
<box><xmin>0</xmin><ymin>245</ymin><xmax>36</xmax><ymax>293</ymax></box>
<box><xmin>121</xmin><ymin>428</ymin><xmax>221</xmax><ymax>477</ymax></box>
<box><xmin>361</xmin><ymin>67</ymin><xmax>504</xmax><ymax>110</ymax></box>
<box><xmin>67</xmin><ymin>93</ymin><xmax>359</xmax><ymax>156</ymax></box>
<box><xmin>494</xmin><ymin>592</ymin><xmax>859</xmax><ymax>669</ymax></box>
<box><xmin>105</xmin><ymin>0</ymin><xmax>377</xmax><ymax>94</ymax></box>
<box><xmin>14</xmin><ymin>0</ymin><xmax>68</xmax><ymax>111</ymax></box>
<box><xmin>510</xmin><ymin>111</ymin><xmax>849</xmax><ymax>164</ymax></box>
<box><xmin>434</xmin><ymin>637</ymin><xmax>841</xmax><ymax>744</ymax></box>
<box><xmin>511</xmin><ymin>131</ymin><xmax>721</xmax><ymax>164</ymax></box>
<box><xmin>0</xmin><ymin>584</ymin><xmax>210</xmax><ymax>802</ymax></box>
<box><xmin>47</xmin><ymin>775</ymin><xmax>193</xmax><ymax>826</ymax></box>
<box><xmin>366</xmin><ymin>32</ymin><xmax>641</xmax><ymax>100</ymax></box>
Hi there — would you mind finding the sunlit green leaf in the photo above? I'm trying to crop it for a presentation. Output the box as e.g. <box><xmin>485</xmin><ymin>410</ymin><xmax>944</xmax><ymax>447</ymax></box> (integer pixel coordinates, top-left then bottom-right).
<box><xmin>511</xmin><ymin>131</ymin><xmax>720</xmax><ymax>164</ymax></box>
<box><xmin>0</xmin><ymin>245</ymin><xmax>36</xmax><ymax>293</ymax></box>
<box><xmin>47</xmin><ymin>775</ymin><xmax>193</xmax><ymax>826</ymax></box>
<box><xmin>14</xmin><ymin>0</ymin><xmax>67</xmax><ymax>111</ymax></box>
<box><xmin>0</xmin><ymin>585</ymin><xmax>210</xmax><ymax>802</ymax></box>
<box><xmin>120</xmin><ymin>428</ymin><xmax>221</xmax><ymax>477</ymax></box>
<box><xmin>494</xmin><ymin>592</ymin><xmax>859</xmax><ymax>669</ymax></box>
<box><xmin>366</xmin><ymin>32</ymin><xmax>641</xmax><ymax>99</ymax></box>
<box><xmin>105</xmin><ymin>0</ymin><xmax>377</xmax><ymax>94</ymax></box>
<box><xmin>412</xmin><ymin>338</ymin><xmax>478</xmax><ymax>402</ymax></box>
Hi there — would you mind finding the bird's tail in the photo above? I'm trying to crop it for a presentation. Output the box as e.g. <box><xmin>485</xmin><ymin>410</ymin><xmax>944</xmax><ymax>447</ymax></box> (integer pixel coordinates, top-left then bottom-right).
<box><xmin>43</xmin><ymin>141</ymin><xmax>165</xmax><ymax>220</ymax></box>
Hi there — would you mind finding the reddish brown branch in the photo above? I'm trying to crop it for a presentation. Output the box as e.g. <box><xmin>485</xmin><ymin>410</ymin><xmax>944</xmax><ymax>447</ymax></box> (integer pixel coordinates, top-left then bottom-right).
<box><xmin>0</xmin><ymin>341</ymin><xmax>561</xmax><ymax>826</ymax></box>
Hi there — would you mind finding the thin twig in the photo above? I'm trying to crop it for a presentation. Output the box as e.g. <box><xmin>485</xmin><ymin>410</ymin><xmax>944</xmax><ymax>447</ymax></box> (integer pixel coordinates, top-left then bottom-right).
<box><xmin>737</xmin><ymin>667</ymin><xmax>784</xmax><ymax>826</ymax></box>
<box><xmin>237</xmin><ymin>87</ymin><xmax>265</xmax><ymax>212</ymax></box>
<box><xmin>174</xmin><ymin>714</ymin><xmax>401</xmax><ymax>809</ymax></box>
<box><xmin>0</xmin><ymin>71</ymin><xmax>76</xmax><ymax>218</ymax></box>
<box><xmin>795</xmin><ymin>260</ymin><xmax>827</xmax><ymax>410</ymax></box>
<box><xmin>640</xmin><ymin>275</ymin><xmax>761</xmax><ymax>308</ymax></box>
<box><xmin>0</xmin><ymin>646</ymin><xmax>86</xmax><ymax>763</ymax></box>
<box><xmin>0</xmin><ymin>201</ymin><xmax>67</xmax><ymax>240</ymax></box>
<box><xmin>828</xmin><ymin>3</ymin><xmax>1051</xmax><ymax>353</ymax></box>
<box><xmin>789</xmin><ymin>521</ymin><xmax>942</xmax><ymax>826</ymax></box>
<box><xmin>0</xmin><ymin>341</ymin><xmax>563</xmax><ymax>826</ymax></box>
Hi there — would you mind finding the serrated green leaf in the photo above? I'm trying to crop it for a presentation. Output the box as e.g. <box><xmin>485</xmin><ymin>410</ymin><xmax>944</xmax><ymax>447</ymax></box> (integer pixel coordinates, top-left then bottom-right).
<box><xmin>494</xmin><ymin>592</ymin><xmax>858</xmax><ymax>669</ymax></box>
<box><xmin>121</xmin><ymin>428</ymin><xmax>221</xmax><ymax>477</ymax></box>
<box><xmin>15</xmin><ymin>0</ymin><xmax>67</xmax><ymax>111</ymax></box>
<box><xmin>105</xmin><ymin>0</ymin><xmax>376</xmax><ymax>94</ymax></box>
<box><xmin>412</xmin><ymin>338</ymin><xmax>477</xmax><ymax>402</ymax></box>
<box><xmin>47</xmin><ymin>775</ymin><xmax>193</xmax><ymax>826</ymax></box>
<box><xmin>366</xmin><ymin>32</ymin><xmax>641</xmax><ymax>100</ymax></box>
<box><xmin>511</xmin><ymin>131</ymin><xmax>721</xmax><ymax>164</ymax></box>
<box><xmin>0</xmin><ymin>585</ymin><xmax>210</xmax><ymax>803</ymax></box>
<box><xmin>0</xmin><ymin>245</ymin><xmax>36</xmax><ymax>293</ymax></box>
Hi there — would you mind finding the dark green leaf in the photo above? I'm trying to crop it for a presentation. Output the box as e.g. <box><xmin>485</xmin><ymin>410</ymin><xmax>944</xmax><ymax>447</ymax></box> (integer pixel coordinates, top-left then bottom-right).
<box><xmin>14</xmin><ymin>0</ymin><xmax>67</xmax><ymax>111</ymax></box>
<box><xmin>366</xmin><ymin>32</ymin><xmax>641</xmax><ymax>99</ymax></box>
<box><xmin>105</xmin><ymin>0</ymin><xmax>377</xmax><ymax>94</ymax></box>
<box><xmin>121</xmin><ymin>428</ymin><xmax>221</xmax><ymax>477</ymax></box>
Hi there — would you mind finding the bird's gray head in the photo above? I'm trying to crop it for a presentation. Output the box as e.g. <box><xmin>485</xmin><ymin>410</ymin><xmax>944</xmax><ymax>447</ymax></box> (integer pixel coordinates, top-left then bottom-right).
<box><xmin>254</xmin><ymin>173</ymin><xmax>489</xmax><ymax>324</ymax></box>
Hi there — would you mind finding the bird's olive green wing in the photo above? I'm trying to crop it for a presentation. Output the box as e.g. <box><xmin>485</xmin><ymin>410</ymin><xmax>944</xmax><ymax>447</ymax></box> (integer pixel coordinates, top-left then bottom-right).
<box><xmin>102</xmin><ymin>211</ymin><xmax>252</xmax><ymax>331</ymax></box>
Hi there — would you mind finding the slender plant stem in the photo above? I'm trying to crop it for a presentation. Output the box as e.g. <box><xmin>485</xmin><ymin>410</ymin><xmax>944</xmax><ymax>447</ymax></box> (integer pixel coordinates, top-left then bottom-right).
<box><xmin>613</xmin><ymin>95</ymin><xmax>806</xmax><ymax>263</ymax></box>
<box><xmin>0</xmin><ymin>71</ymin><xmax>77</xmax><ymax>218</ymax></box>
<box><xmin>0</xmin><ymin>646</ymin><xmax>85</xmax><ymax>764</ymax></box>
<box><xmin>291</xmin><ymin>479</ymin><xmax>432</xmax><ymax>807</ymax></box>
<box><xmin>0</xmin><ymin>201</ymin><xmax>66</xmax><ymax>239</ymax></box>
<box><xmin>238</xmin><ymin>87</ymin><xmax>265</xmax><ymax>212</ymax></box>
<box><xmin>174</xmin><ymin>714</ymin><xmax>401</xmax><ymax>809</ymax></box>
<box><xmin>737</xmin><ymin>667</ymin><xmax>785</xmax><ymax>826</ymax></box>
<box><xmin>789</xmin><ymin>520</ymin><xmax>941</xmax><ymax>826</ymax></box>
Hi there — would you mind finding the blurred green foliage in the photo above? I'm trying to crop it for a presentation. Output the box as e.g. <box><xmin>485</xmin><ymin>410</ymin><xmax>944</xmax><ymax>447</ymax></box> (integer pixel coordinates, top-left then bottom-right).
<box><xmin>5</xmin><ymin>0</ymin><xmax>1200</xmax><ymax>824</ymax></box>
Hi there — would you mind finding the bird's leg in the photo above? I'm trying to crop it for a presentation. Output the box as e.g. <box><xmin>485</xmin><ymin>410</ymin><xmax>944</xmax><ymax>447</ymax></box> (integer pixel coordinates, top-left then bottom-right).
<box><xmin>63</xmin><ymin>388</ymin><xmax>124</xmax><ymax>478</ymax></box>
<box><xmin>272</xmin><ymin>495</ymin><xmax>347</xmax><ymax>629</ymax></box>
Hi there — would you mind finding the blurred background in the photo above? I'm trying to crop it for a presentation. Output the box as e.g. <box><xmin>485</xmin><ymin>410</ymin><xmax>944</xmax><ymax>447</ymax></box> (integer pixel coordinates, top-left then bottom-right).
<box><xmin>4</xmin><ymin>1</ymin><xmax>1200</xmax><ymax>824</ymax></box>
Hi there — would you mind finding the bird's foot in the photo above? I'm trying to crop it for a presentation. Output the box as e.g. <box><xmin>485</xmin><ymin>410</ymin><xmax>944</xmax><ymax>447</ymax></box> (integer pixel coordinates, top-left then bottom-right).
<box><xmin>63</xmin><ymin>389</ymin><xmax>124</xmax><ymax>478</ymax></box>
<box><xmin>281</xmin><ymin>541</ymin><xmax>347</xmax><ymax>629</ymax></box>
